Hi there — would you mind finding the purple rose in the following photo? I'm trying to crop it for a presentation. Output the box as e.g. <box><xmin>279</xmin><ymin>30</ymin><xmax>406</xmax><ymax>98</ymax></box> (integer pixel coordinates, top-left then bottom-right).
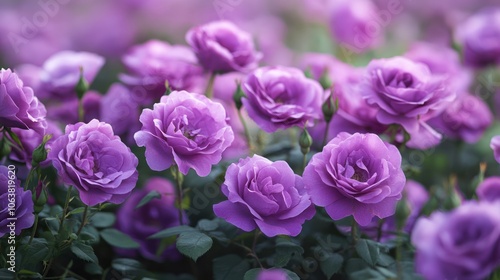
<box><xmin>48</xmin><ymin>119</ymin><xmax>139</xmax><ymax>206</ymax></box>
<box><xmin>186</xmin><ymin>20</ymin><xmax>262</xmax><ymax>73</ymax></box>
<box><xmin>0</xmin><ymin>165</ymin><xmax>34</xmax><ymax>237</ymax></box>
<box><xmin>242</xmin><ymin>66</ymin><xmax>326</xmax><ymax>133</ymax></box>
<box><xmin>362</xmin><ymin>56</ymin><xmax>455</xmax><ymax>149</ymax></box>
<box><xmin>490</xmin><ymin>136</ymin><xmax>500</xmax><ymax>164</ymax></box>
<box><xmin>455</xmin><ymin>8</ymin><xmax>500</xmax><ymax>68</ymax></box>
<box><xmin>115</xmin><ymin>177</ymin><xmax>186</xmax><ymax>262</ymax></box>
<box><xmin>120</xmin><ymin>40</ymin><xmax>205</xmax><ymax>104</ymax></box>
<box><xmin>428</xmin><ymin>93</ymin><xmax>492</xmax><ymax>143</ymax></box>
<box><xmin>213</xmin><ymin>155</ymin><xmax>315</xmax><ymax>237</ymax></box>
<box><xmin>134</xmin><ymin>91</ymin><xmax>234</xmax><ymax>176</ymax></box>
<box><xmin>477</xmin><ymin>177</ymin><xmax>500</xmax><ymax>202</ymax></box>
<box><xmin>412</xmin><ymin>202</ymin><xmax>500</xmax><ymax>280</ymax></box>
<box><xmin>100</xmin><ymin>84</ymin><xmax>140</xmax><ymax>144</ymax></box>
<box><xmin>257</xmin><ymin>269</ymin><xmax>288</xmax><ymax>280</ymax></box>
<box><xmin>303</xmin><ymin>133</ymin><xmax>405</xmax><ymax>226</ymax></box>
<box><xmin>405</xmin><ymin>42</ymin><xmax>472</xmax><ymax>94</ymax></box>
<box><xmin>0</xmin><ymin>68</ymin><xmax>47</xmax><ymax>133</ymax></box>
<box><xmin>37</xmin><ymin>51</ymin><xmax>104</xmax><ymax>100</ymax></box>
<box><xmin>328</xmin><ymin>0</ymin><xmax>382</xmax><ymax>53</ymax></box>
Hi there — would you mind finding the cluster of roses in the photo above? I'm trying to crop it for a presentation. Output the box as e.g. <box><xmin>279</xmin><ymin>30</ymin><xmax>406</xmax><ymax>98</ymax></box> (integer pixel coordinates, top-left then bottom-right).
<box><xmin>1</xmin><ymin>6</ymin><xmax>500</xmax><ymax>280</ymax></box>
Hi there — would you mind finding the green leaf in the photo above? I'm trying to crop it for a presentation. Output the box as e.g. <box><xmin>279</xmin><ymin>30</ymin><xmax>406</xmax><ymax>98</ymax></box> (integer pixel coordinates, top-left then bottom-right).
<box><xmin>320</xmin><ymin>253</ymin><xmax>343</xmax><ymax>279</ymax></box>
<box><xmin>18</xmin><ymin>238</ymin><xmax>50</xmax><ymax>270</ymax></box>
<box><xmin>90</xmin><ymin>212</ymin><xmax>116</xmax><ymax>228</ymax></box>
<box><xmin>70</xmin><ymin>242</ymin><xmax>98</xmax><ymax>263</ymax></box>
<box><xmin>135</xmin><ymin>190</ymin><xmax>161</xmax><ymax>209</ymax></box>
<box><xmin>349</xmin><ymin>268</ymin><xmax>386</xmax><ymax>279</ymax></box>
<box><xmin>100</xmin><ymin>228</ymin><xmax>140</xmax><ymax>249</ymax></box>
<box><xmin>85</xmin><ymin>263</ymin><xmax>103</xmax><ymax>276</ymax></box>
<box><xmin>176</xmin><ymin>231</ymin><xmax>213</xmax><ymax>261</ymax></box>
<box><xmin>112</xmin><ymin>258</ymin><xmax>143</xmax><ymax>272</ymax></box>
<box><xmin>355</xmin><ymin>239</ymin><xmax>380</xmax><ymax>266</ymax></box>
<box><xmin>345</xmin><ymin>258</ymin><xmax>368</xmax><ymax>274</ymax></box>
<box><xmin>148</xmin><ymin>225</ymin><xmax>197</xmax><ymax>239</ymax></box>
<box><xmin>213</xmin><ymin>254</ymin><xmax>250</xmax><ymax>280</ymax></box>
<box><xmin>273</xmin><ymin>237</ymin><xmax>304</xmax><ymax>267</ymax></box>
<box><xmin>197</xmin><ymin>219</ymin><xmax>219</xmax><ymax>232</ymax></box>
<box><xmin>67</xmin><ymin>207</ymin><xmax>86</xmax><ymax>216</ymax></box>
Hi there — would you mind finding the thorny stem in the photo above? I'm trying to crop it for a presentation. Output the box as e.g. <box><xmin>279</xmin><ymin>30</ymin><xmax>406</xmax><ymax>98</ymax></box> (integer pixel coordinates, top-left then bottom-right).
<box><xmin>75</xmin><ymin>205</ymin><xmax>89</xmax><ymax>236</ymax></box>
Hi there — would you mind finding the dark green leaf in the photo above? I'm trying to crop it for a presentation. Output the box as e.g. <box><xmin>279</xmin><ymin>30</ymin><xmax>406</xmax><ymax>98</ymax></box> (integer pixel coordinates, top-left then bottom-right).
<box><xmin>67</xmin><ymin>207</ymin><xmax>86</xmax><ymax>216</ymax></box>
<box><xmin>355</xmin><ymin>239</ymin><xmax>380</xmax><ymax>266</ymax></box>
<box><xmin>176</xmin><ymin>231</ymin><xmax>213</xmax><ymax>261</ymax></box>
<box><xmin>80</xmin><ymin>226</ymin><xmax>100</xmax><ymax>244</ymax></box>
<box><xmin>135</xmin><ymin>190</ymin><xmax>161</xmax><ymax>209</ymax></box>
<box><xmin>148</xmin><ymin>225</ymin><xmax>197</xmax><ymax>239</ymax></box>
<box><xmin>349</xmin><ymin>268</ymin><xmax>385</xmax><ymax>280</ymax></box>
<box><xmin>90</xmin><ymin>212</ymin><xmax>116</xmax><ymax>228</ymax></box>
<box><xmin>320</xmin><ymin>253</ymin><xmax>343</xmax><ymax>279</ymax></box>
<box><xmin>18</xmin><ymin>238</ymin><xmax>50</xmax><ymax>270</ymax></box>
<box><xmin>213</xmin><ymin>254</ymin><xmax>250</xmax><ymax>280</ymax></box>
<box><xmin>100</xmin><ymin>228</ymin><xmax>140</xmax><ymax>249</ymax></box>
<box><xmin>85</xmin><ymin>263</ymin><xmax>103</xmax><ymax>275</ymax></box>
<box><xmin>70</xmin><ymin>242</ymin><xmax>98</xmax><ymax>263</ymax></box>
<box><xmin>345</xmin><ymin>258</ymin><xmax>368</xmax><ymax>274</ymax></box>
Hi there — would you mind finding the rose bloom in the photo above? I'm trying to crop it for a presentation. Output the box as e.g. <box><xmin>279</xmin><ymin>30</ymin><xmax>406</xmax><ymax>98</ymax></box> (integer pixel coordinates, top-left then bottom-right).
<box><xmin>186</xmin><ymin>20</ymin><xmax>262</xmax><ymax>73</ymax></box>
<box><xmin>242</xmin><ymin>66</ymin><xmax>326</xmax><ymax>133</ymax></box>
<box><xmin>36</xmin><ymin>51</ymin><xmax>104</xmax><ymax>100</ymax></box>
<box><xmin>303</xmin><ymin>133</ymin><xmax>405</xmax><ymax>226</ymax></box>
<box><xmin>490</xmin><ymin>136</ymin><xmax>500</xmax><ymax>164</ymax></box>
<box><xmin>455</xmin><ymin>8</ymin><xmax>500</xmax><ymax>68</ymax></box>
<box><xmin>134</xmin><ymin>91</ymin><xmax>234</xmax><ymax>177</ymax></box>
<box><xmin>115</xmin><ymin>177</ymin><xmax>186</xmax><ymax>262</ymax></box>
<box><xmin>120</xmin><ymin>40</ymin><xmax>205</xmax><ymax>104</ymax></box>
<box><xmin>329</xmin><ymin>0</ymin><xmax>382</xmax><ymax>52</ymax></box>
<box><xmin>404</xmin><ymin>42</ymin><xmax>472</xmax><ymax>94</ymax></box>
<box><xmin>100</xmin><ymin>83</ymin><xmax>140</xmax><ymax>144</ymax></box>
<box><xmin>213</xmin><ymin>155</ymin><xmax>315</xmax><ymax>237</ymax></box>
<box><xmin>0</xmin><ymin>68</ymin><xmax>47</xmax><ymax>133</ymax></box>
<box><xmin>362</xmin><ymin>56</ymin><xmax>455</xmax><ymax>149</ymax></box>
<box><xmin>0</xmin><ymin>165</ymin><xmax>34</xmax><ymax>237</ymax></box>
<box><xmin>412</xmin><ymin>202</ymin><xmax>500</xmax><ymax>280</ymax></box>
<box><xmin>48</xmin><ymin>119</ymin><xmax>138</xmax><ymax>206</ymax></box>
<box><xmin>477</xmin><ymin>177</ymin><xmax>500</xmax><ymax>202</ymax></box>
<box><xmin>428</xmin><ymin>93</ymin><xmax>492</xmax><ymax>143</ymax></box>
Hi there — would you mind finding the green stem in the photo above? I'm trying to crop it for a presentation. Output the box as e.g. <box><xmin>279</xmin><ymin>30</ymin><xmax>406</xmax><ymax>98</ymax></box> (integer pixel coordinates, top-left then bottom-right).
<box><xmin>28</xmin><ymin>213</ymin><xmax>39</xmax><ymax>244</ymax></box>
<box><xmin>322</xmin><ymin>121</ymin><xmax>331</xmax><ymax>147</ymax></box>
<box><xmin>75</xmin><ymin>205</ymin><xmax>89</xmax><ymax>236</ymax></box>
<box><xmin>252</xmin><ymin>230</ymin><xmax>263</xmax><ymax>268</ymax></box>
<box><xmin>237</xmin><ymin>109</ymin><xmax>253</xmax><ymax>153</ymax></box>
<box><xmin>302</xmin><ymin>152</ymin><xmax>308</xmax><ymax>174</ymax></box>
<box><xmin>59</xmin><ymin>186</ymin><xmax>73</xmax><ymax>232</ymax></box>
<box><xmin>174</xmin><ymin>166</ymin><xmax>185</xmax><ymax>225</ymax></box>
<box><xmin>78</xmin><ymin>100</ymin><xmax>84</xmax><ymax>122</ymax></box>
<box><xmin>205</xmin><ymin>72</ymin><xmax>216</xmax><ymax>99</ymax></box>
<box><xmin>351</xmin><ymin>219</ymin><xmax>358</xmax><ymax>246</ymax></box>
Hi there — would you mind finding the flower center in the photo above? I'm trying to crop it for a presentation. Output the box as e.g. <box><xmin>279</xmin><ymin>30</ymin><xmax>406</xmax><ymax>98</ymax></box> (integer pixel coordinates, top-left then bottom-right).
<box><xmin>174</xmin><ymin>115</ymin><xmax>200</xmax><ymax>140</ymax></box>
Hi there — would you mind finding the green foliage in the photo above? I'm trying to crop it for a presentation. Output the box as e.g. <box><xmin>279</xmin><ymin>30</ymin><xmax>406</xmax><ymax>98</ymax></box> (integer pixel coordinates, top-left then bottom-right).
<box><xmin>176</xmin><ymin>231</ymin><xmax>213</xmax><ymax>261</ymax></box>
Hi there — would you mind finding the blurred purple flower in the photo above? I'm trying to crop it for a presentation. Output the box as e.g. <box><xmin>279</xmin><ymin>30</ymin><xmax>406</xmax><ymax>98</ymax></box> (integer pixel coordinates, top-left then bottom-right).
<box><xmin>35</xmin><ymin>51</ymin><xmax>104</xmax><ymax>101</ymax></box>
<box><xmin>134</xmin><ymin>91</ymin><xmax>234</xmax><ymax>176</ymax></box>
<box><xmin>362</xmin><ymin>56</ymin><xmax>455</xmax><ymax>149</ymax></box>
<box><xmin>115</xmin><ymin>177</ymin><xmax>186</xmax><ymax>262</ymax></box>
<box><xmin>46</xmin><ymin>91</ymin><xmax>102</xmax><ymax>125</ymax></box>
<box><xmin>48</xmin><ymin>120</ymin><xmax>138</xmax><ymax>206</ymax></box>
<box><xmin>490</xmin><ymin>136</ymin><xmax>500</xmax><ymax>164</ymax></box>
<box><xmin>412</xmin><ymin>201</ymin><xmax>500</xmax><ymax>280</ymax></box>
<box><xmin>329</xmin><ymin>0</ymin><xmax>382</xmax><ymax>53</ymax></box>
<box><xmin>120</xmin><ymin>40</ymin><xmax>205</xmax><ymax>105</ymax></box>
<box><xmin>477</xmin><ymin>177</ymin><xmax>500</xmax><ymax>202</ymax></box>
<box><xmin>405</xmin><ymin>42</ymin><xmax>472</xmax><ymax>94</ymax></box>
<box><xmin>303</xmin><ymin>133</ymin><xmax>405</xmax><ymax>226</ymax></box>
<box><xmin>455</xmin><ymin>8</ymin><xmax>500</xmax><ymax>68</ymax></box>
<box><xmin>100</xmin><ymin>84</ymin><xmax>140</xmax><ymax>144</ymax></box>
<box><xmin>186</xmin><ymin>20</ymin><xmax>262</xmax><ymax>73</ymax></box>
<box><xmin>0</xmin><ymin>68</ymin><xmax>47</xmax><ymax>133</ymax></box>
<box><xmin>257</xmin><ymin>268</ymin><xmax>288</xmax><ymax>280</ymax></box>
<box><xmin>428</xmin><ymin>93</ymin><xmax>492</xmax><ymax>143</ymax></box>
<box><xmin>242</xmin><ymin>66</ymin><xmax>326</xmax><ymax>133</ymax></box>
<box><xmin>213</xmin><ymin>155</ymin><xmax>315</xmax><ymax>237</ymax></box>
<box><xmin>0</xmin><ymin>165</ymin><xmax>34</xmax><ymax>237</ymax></box>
